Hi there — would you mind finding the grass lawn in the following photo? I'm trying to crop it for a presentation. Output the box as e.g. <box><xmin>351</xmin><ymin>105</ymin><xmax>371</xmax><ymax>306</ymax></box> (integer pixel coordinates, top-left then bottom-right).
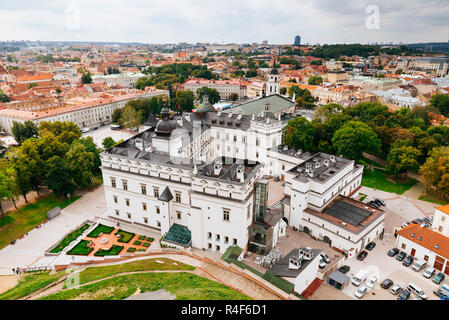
<box><xmin>49</xmin><ymin>223</ymin><xmax>91</xmax><ymax>254</ymax></box>
<box><xmin>361</xmin><ymin>168</ymin><xmax>418</xmax><ymax>195</ymax></box>
<box><xmin>359</xmin><ymin>193</ymin><xmax>368</xmax><ymax>202</ymax></box>
<box><xmin>76</xmin><ymin>257</ymin><xmax>195</xmax><ymax>285</ymax></box>
<box><xmin>41</xmin><ymin>272</ymin><xmax>250</xmax><ymax>300</ymax></box>
<box><xmin>67</xmin><ymin>240</ymin><xmax>94</xmax><ymax>256</ymax></box>
<box><xmin>360</xmin><ymin>156</ymin><xmax>386</xmax><ymax>168</ymax></box>
<box><xmin>419</xmin><ymin>190</ymin><xmax>449</xmax><ymax>205</ymax></box>
<box><xmin>87</xmin><ymin>224</ymin><xmax>114</xmax><ymax>238</ymax></box>
<box><xmin>115</xmin><ymin>229</ymin><xmax>135</xmax><ymax>243</ymax></box>
<box><xmin>0</xmin><ymin>194</ymin><xmax>81</xmax><ymax>250</ymax></box>
<box><xmin>0</xmin><ymin>271</ymin><xmax>65</xmax><ymax>300</ymax></box>
<box><xmin>94</xmin><ymin>244</ymin><xmax>123</xmax><ymax>256</ymax></box>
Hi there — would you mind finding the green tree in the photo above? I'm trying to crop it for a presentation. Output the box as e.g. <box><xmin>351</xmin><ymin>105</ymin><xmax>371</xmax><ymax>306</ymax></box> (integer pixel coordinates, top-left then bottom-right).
<box><xmin>81</xmin><ymin>71</ymin><xmax>93</xmax><ymax>84</ymax></box>
<box><xmin>430</xmin><ymin>94</ymin><xmax>449</xmax><ymax>117</ymax></box>
<box><xmin>0</xmin><ymin>93</ymin><xmax>9</xmax><ymax>103</ymax></box>
<box><xmin>420</xmin><ymin>146</ymin><xmax>449</xmax><ymax>197</ymax></box>
<box><xmin>0</xmin><ymin>170</ymin><xmax>10</xmax><ymax>216</ymax></box>
<box><xmin>196</xmin><ymin>87</ymin><xmax>220</xmax><ymax>105</ymax></box>
<box><xmin>332</xmin><ymin>121</ymin><xmax>381</xmax><ymax>161</ymax></box>
<box><xmin>45</xmin><ymin>156</ymin><xmax>75</xmax><ymax>197</ymax></box>
<box><xmin>283</xmin><ymin>117</ymin><xmax>315</xmax><ymax>151</ymax></box>
<box><xmin>38</xmin><ymin>121</ymin><xmax>81</xmax><ymax>145</ymax></box>
<box><xmin>102</xmin><ymin>137</ymin><xmax>117</xmax><ymax>150</ymax></box>
<box><xmin>386</xmin><ymin>140</ymin><xmax>421</xmax><ymax>178</ymax></box>
<box><xmin>308</xmin><ymin>76</ymin><xmax>323</xmax><ymax>85</ymax></box>
<box><xmin>74</xmin><ymin>137</ymin><xmax>101</xmax><ymax>170</ymax></box>
<box><xmin>175</xmin><ymin>90</ymin><xmax>195</xmax><ymax>112</ymax></box>
<box><xmin>65</xmin><ymin>143</ymin><xmax>95</xmax><ymax>189</ymax></box>
<box><xmin>119</xmin><ymin>105</ymin><xmax>142</xmax><ymax>129</ymax></box>
<box><xmin>280</xmin><ymin>87</ymin><xmax>287</xmax><ymax>95</ymax></box>
<box><xmin>11</xmin><ymin>121</ymin><xmax>38</xmax><ymax>144</ymax></box>
<box><xmin>229</xmin><ymin>93</ymin><xmax>239</xmax><ymax>101</ymax></box>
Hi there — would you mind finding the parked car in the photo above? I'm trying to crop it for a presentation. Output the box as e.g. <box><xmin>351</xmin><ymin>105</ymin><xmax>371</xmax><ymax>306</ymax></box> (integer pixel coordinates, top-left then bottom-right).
<box><xmin>407</xmin><ymin>282</ymin><xmax>427</xmax><ymax>300</ymax></box>
<box><xmin>80</xmin><ymin>127</ymin><xmax>90</xmax><ymax>133</ymax></box>
<box><xmin>366</xmin><ymin>275</ymin><xmax>378</xmax><ymax>288</ymax></box>
<box><xmin>388</xmin><ymin>248</ymin><xmax>399</xmax><ymax>257</ymax></box>
<box><xmin>381</xmin><ymin>279</ymin><xmax>393</xmax><ymax>289</ymax></box>
<box><xmin>320</xmin><ymin>253</ymin><xmax>331</xmax><ymax>263</ymax></box>
<box><xmin>91</xmin><ymin>126</ymin><xmax>98</xmax><ymax>130</ymax></box>
<box><xmin>319</xmin><ymin>259</ymin><xmax>326</xmax><ymax>269</ymax></box>
<box><xmin>412</xmin><ymin>259</ymin><xmax>427</xmax><ymax>272</ymax></box>
<box><xmin>357</xmin><ymin>250</ymin><xmax>368</xmax><ymax>261</ymax></box>
<box><xmin>367</xmin><ymin>201</ymin><xmax>380</xmax><ymax>209</ymax></box>
<box><xmin>433</xmin><ymin>272</ymin><xmax>445</xmax><ymax>284</ymax></box>
<box><xmin>397</xmin><ymin>289</ymin><xmax>411</xmax><ymax>300</ymax></box>
<box><xmin>434</xmin><ymin>288</ymin><xmax>449</xmax><ymax>299</ymax></box>
<box><xmin>354</xmin><ymin>285</ymin><xmax>368</xmax><ymax>299</ymax></box>
<box><xmin>396</xmin><ymin>251</ymin><xmax>407</xmax><ymax>261</ymax></box>
<box><xmin>390</xmin><ymin>284</ymin><xmax>403</xmax><ymax>295</ymax></box>
<box><xmin>374</xmin><ymin>198</ymin><xmax>386</xmax><ymax>207</ymax></box>
<box><xmin>352</xmin><ymin>269</ymin><xmax>368</xmax><ymax>287</ymax></box>
<box><xmin>338</xmin><ymin>265</ymin><xmax>350</xmax><ymax>274</ymax></box>
<box><xmin>365</xmin><ymin>242</ymin><xmax>376</xmax><ymax>251</ymax></box>
<box><xmin>403</xmin><ymin>255</ymin><xmax>414</xmax><ymax>267</ymax></box>
<box><xmin>423</xmin><ymin>267</ymin><xmax>436</xmax><ymax>279</ymax></box>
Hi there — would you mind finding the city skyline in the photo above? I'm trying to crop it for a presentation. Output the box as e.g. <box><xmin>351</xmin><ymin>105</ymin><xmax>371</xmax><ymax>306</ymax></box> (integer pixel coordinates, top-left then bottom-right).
<box><xmin>1</xmin><ymin>0</ymin><xmax>449</xmax><ymax>45</ymax></box>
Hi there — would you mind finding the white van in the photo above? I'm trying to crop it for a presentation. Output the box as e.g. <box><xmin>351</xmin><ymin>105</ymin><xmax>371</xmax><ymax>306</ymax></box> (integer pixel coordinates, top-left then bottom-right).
<box><xmin>352</xmin><ymin>269</ymin><xmax>368</xmax><ymax>286</ymax></box>
<box><xmin>407</xmin><ymin>282</ymin><xmax>427</xmax><ymax>300</ymax></box>
<box><xmin>412</xmin><ymin>259</ymin><xmax>427</xmax><ymax>272</ymax></box>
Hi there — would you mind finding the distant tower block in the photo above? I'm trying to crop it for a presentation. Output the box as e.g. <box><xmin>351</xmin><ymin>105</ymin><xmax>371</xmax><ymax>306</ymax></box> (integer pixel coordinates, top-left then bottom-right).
<box><xmin>294</xmin><ymin>35</ymin><xmax>301</xmax><ymax>46</ymax></box>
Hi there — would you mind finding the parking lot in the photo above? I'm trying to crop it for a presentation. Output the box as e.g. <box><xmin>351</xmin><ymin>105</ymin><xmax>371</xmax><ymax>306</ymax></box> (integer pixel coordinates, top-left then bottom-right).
<box><xmin>339</xmin><ymin>234</ymin><xmax>444</xmax><ymax>300</ymax></box>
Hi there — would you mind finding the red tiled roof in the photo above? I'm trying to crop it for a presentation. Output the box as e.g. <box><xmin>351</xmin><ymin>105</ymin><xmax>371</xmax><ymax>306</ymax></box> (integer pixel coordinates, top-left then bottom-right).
<box><xmin>396</xmin><ymin>224</ymin><xmax>449</xmax><ymax>259</ymax></box>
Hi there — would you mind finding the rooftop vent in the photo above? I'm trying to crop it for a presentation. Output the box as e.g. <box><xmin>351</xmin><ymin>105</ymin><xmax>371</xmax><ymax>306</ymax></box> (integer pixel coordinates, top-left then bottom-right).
<box><xmin>217</xmin><ymin>111</ymin><xmax>222</xmax><ymax>116</ymax></box>
<box><xmin>411</xmin><ymin>233</ymin><xmax>416</xmax><ymax>237</ymax></box>
<box><xmin>341</xmin><ymin>222</ymin><xmax>347</xmax><ymax>226</ymax></box>
<box><xmin>330</xmin><ymin>155</ymin><xmax>336</xmax><ymax>162</ymax></box>
<box><xmin>237</xmin><ymin>113</ymin><xmax>243</xmax><ymax>120</ymax></box>
<box><xmin>214</xmin><ymin>161</ymin><xmax>223</xmax><ymax>176</ymax></box>
<box><xmin>324</xmin><ymin>159</ymin><xmax>330</xmax><ymax>167</ymax></box>
<box><xmin>418</xmin><ymin>236</ymin><xmax>423</xmax><ymax>241</ymax></box>
<box><xmin>283</xmin><ymin>145</ymin><xmax>289</xmax><ymax>151</ymax></box>
<box><xmin>435</xmin><ymin>244</ymin><xmax>440</xmax><ymax>249</ymax></box>
<box><xmin>228</xmin><ymin>112</ymin><xmax>233</xmax><ymax>118</ymax></box>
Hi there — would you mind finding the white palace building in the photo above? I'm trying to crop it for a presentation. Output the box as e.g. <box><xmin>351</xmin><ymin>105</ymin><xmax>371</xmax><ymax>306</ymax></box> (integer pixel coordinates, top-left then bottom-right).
<box><xmin>100</xmin><ymin>76</ymin><xmax>384</xmax><ymax>257</ymax></box>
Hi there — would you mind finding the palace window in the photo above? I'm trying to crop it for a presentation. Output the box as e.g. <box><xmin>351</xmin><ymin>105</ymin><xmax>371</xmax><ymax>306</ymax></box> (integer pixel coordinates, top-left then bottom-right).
<box><xmin>223</xmin><ymin>209</ymin><xmax>230</xmax><ymax>222</ymax></box>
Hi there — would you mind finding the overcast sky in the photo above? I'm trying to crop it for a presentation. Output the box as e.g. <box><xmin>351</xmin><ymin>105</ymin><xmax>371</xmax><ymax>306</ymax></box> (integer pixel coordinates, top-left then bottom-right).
<box><xmin>1</xmin><ymin>0</ymin><xmax>449</xmax><ymax>44</ymax></box>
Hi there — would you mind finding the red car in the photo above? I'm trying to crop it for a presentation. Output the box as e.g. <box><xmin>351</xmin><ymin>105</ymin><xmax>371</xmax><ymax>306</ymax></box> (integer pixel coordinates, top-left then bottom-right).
<box><xmin>357</xmin><ymin>250</ymin><xmax>368</xmax><ymax>261</ymax></box>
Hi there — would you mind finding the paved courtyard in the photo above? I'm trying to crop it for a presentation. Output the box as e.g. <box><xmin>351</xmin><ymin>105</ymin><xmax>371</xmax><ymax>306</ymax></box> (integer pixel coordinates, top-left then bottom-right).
<box><xmin>0</xmin><ymin>187</ymin><xmax>107</xmax><ymax>275</ymax></box>
<box><xmin>82</xmin><ymin>125</ymin><xmax>134</xmax><ymax>148</ymax></box>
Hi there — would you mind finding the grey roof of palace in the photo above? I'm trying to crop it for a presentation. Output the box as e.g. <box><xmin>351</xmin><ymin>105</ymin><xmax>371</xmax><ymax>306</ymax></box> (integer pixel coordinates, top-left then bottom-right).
<box><xmin>271</xmin><ymin>247</ymin><xmax>322</xmax><ymax>278</ymax></box>
<box><xmin>223</xmin><ymin>94</ymin><xmax>295</xmax><ymax>116</ymax></box>
<box><xmin>288</xmin><ymin>152</ymin><xmax>361</xmax><ymax>184</ymax></box>
<box><xmin>194</xmin><ymin>157</ymin><xmax>262</xmax><ymax>184</ymax></box>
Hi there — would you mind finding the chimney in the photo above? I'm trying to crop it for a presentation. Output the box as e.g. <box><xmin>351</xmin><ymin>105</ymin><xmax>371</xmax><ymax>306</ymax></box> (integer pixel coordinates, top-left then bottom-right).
<box><xmin>214</xmin><ymin>161</ymin><xmax>223</xmax><ymax>176</ymax></box>
<box><xmin>236</xmin><ymin>165</ymin><xmax>245</xmax><ymax>182</ymax></box>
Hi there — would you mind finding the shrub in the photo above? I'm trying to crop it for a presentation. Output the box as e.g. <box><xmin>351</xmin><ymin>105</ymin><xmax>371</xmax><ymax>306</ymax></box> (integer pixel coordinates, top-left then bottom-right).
<box><xmin>146</xmin><ymin>237</ymin><xmax>154</xmax><ymax>242</ymax></box>
<box><xmin>133</xmin><ymin>240</ymin><xmax>142</xmax><ymax>245</ymax></box>
<box><xmin>94</xmin><ymin>245</ymin><xmax>124</xmax><ymax>256</ymax></box>
<box><xmin>115</xmin><ymin>229</ymin><xmax>135</xmax><ymax>243</ymax></box>
<box><xmin>142</xmin><ymin>242</ymin><xmax>151</xmax><ymax>247</ymax></box>
<box><xmin>87</xmin><ymin>224</ymin><xmax>114</xmax><ymax>238</ymax></box>
<box><xmin>127</xmin><ymin>247</ymin><xmax>136</xmax><ymax>253</ymax></box>
<box><xmin>67</xmin><ymin>240</ymin><xmax>93</xmax><ymax>256</ymax></box>
<box><xmin>138</xmin><ymin>235</ymin><xmax>146</xmax><ymax>240</ymax></box>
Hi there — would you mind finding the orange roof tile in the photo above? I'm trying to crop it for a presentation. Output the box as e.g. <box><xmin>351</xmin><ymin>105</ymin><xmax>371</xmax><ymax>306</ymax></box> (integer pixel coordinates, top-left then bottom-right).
<box><xmin>396</xmin><ymin>224</ymin><xmax>449</xmax><ymax>259</ymax></box>
<box><xmin>436</xmin><ymin>205</ymin><xmax>449</xmax><ymax>215</ymax></box>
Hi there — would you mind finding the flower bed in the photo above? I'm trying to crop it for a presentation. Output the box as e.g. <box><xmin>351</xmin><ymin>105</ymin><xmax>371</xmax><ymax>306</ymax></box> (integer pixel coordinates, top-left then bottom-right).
<box><xmin>87</xmin><ymin>224</ymin><xmax>115</xmax><ymax>238</ymax></box>
<box><xmin>50</xmin><ymin>223</ymin><xmax>91</xmax><ymax>254</ymax></box>
<box><xmin>94</xmin><ymin>245</ymin><xmax>124</xmax><ymax>256</ymax></box>
<box><xmin>133</xmin><ymin>240</ymin><xmax>141</xmax><ymax>245</ymax></box>
<box><xmin>67</xmin><ymin>240</ymin><xmax>94</xmax><ymax>256</ymax></box>
<box><xmin>138</xmin><ymin>235</ymin><xmax>146</xmax><ymax>240</ymax></box>
<box><xmin>127</xmin><ymin>247</ymin><xmax>136</xmax><ymax>253</ymax></box>
<box><xmin>146</xmin><ymin>237</ymin><xmax>154</xmax><ymax>242</ymax></box>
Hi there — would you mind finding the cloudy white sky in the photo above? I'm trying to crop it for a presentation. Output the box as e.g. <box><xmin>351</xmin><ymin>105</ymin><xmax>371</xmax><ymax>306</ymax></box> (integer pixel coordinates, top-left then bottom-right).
<box><xmin>1</xmin><ymin>0</ymin><xmax>449</xmax><ymax>44</ymax></box>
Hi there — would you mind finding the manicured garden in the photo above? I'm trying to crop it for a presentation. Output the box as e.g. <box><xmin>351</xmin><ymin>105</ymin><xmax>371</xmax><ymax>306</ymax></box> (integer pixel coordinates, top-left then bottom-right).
<box><xmin>41</xmin><ymin>272</ymin><xmax>251</xmax><ymax>300</ymax></box>
<box><xmin>94</xmin><ymin>244</ymin><xmax>124</xmax><ymax>256</ymax></box>
<box><xmin>0</xmin><ymin>194</ymin><xmax>81</xmax><ymax>250</ymax></box>
<box><xmin>66</xmin><ymin>240</ymin><xmax>94</xmax><ymax>256</ymax></box>
<box><xmin>361</xmin><ymin>168</ymin><xmax>418</xmax><ymax>195</ymax></box>
<box><xmin>87</xmin><ymin>224</ymin><xmax>114</xmax><ymax>238</ymax></box>
<box><xmin>49</xmin><ymin>223</ymin><xmax>92</xmax><ymax>254</ymax></box>
<box><xmin>115</xmin><ymin>229</ymin><xmax>135</xmax><ymax>243</ymax></box>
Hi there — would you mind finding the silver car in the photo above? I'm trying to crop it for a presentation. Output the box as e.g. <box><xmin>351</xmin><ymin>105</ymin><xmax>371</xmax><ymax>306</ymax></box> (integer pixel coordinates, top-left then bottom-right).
<box><xmin>390</xmin><ymin>283</ymin><xmax>403</xmax><ymax>295</ymax></box>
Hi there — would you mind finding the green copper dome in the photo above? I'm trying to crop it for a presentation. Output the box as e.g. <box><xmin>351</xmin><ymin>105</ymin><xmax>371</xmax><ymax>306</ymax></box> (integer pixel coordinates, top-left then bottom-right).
<box><xmin>196</xmin><ymin>95</ymin><xmax>216</xmax><ymax>113</ymax></box>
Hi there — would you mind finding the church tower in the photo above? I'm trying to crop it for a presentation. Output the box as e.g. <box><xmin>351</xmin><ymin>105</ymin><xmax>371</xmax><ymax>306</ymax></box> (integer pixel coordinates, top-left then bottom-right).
<box><xmin>266</xmin><ymin>59</ymin><xmax>280</xmax><ymax>96</ymax></box>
